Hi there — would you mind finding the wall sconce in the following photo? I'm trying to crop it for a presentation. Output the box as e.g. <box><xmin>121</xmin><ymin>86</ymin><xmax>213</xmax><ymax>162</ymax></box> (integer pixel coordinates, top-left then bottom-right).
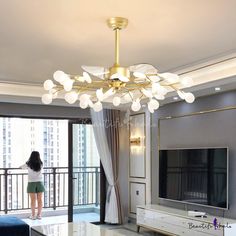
<box><xmin>130</xmin><ymin>137</ymin><xmax>141</xmax><ymax>145</ymax></box>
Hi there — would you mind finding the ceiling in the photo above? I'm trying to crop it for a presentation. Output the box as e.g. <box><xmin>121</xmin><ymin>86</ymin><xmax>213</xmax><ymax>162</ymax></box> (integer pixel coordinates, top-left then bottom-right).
<box><xmin>0</xmin><ymin>0</ymin><xmax>236</xmax><ymax>105</ymax></box>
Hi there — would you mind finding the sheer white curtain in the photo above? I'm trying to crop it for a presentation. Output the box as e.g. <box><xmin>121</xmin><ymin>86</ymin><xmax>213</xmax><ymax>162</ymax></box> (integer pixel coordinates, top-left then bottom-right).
<box><xmin>91</xmin><ymin>110</ymin><xmax>119</xmax><ymax>223</ymax></box>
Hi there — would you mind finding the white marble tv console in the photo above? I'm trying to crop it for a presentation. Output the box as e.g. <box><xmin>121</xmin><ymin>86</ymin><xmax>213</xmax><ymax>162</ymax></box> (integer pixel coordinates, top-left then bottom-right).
<box><xmin>137</xmin><ymin>205</ymin><xmax>236</xmax><ymax>236</ymax></box>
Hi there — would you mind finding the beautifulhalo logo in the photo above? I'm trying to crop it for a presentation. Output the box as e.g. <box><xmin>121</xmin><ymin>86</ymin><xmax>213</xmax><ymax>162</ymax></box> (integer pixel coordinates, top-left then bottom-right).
<box><xmin>212</xmin><ymin>218</ymin><xmax>232</xmax><ymax>230</ymax></box>
<box><xmin>188</xmin><ymin>218</ymin><xmax>232</xmax><ymax>230</ymax></box>
<box><xmin>213</xmin><ymin>218</ymin><xmax>218</xmax><ymax>230</ymax></box>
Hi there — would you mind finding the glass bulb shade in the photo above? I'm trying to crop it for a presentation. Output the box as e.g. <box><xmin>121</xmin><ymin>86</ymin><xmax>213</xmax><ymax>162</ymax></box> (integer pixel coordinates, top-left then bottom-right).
<box><xmin>148</xmin><ymin>99</ymin><xmax>159</xmax><ymax>110</ymax></box>
<box><xmin>79</xmin><ymin>94</ymin><xmax>90</xmax><ymax>103</ymax></box>
<box><xmin>93</xmin><ymin>101</ymin><xmax>103</xmax><ymax>112</ymax></box>
<box><xmin>53</xmin><ymin>70</ymin><xmax>70</xmax><ymax>84</ymax></box>
<box><xmin>44</xmin><ymin>80</ymin><xmax>54</xmax><ymax>90</ymax></box>
<box><xmin>113</xmin><ymin>96</ymin><xmax>121</xmax><ymax>106</ymax></box>
<box><xmin>42</xmin><ymin>94</ymin><xmax>53</xmax><ymax>104</ymax></box>
<box><xmin>96</xmin><ymin>88</ymin><xmax>104</xmax><ymax>101</ymax></box>
<box><xmin>159</xmin><ymin>72</ymin><xmax>179</xmax><ymax>84</ymax></box>
<box><xmin>177</xmin><ymin>90</ymin><xmax>186</xmax><ymax>99</ymax></box>
<box><xmin>103</xmin><ymin>88</ymin><xmax>115</xmax><ymax>99</ymax></box>
<box><xmin>154</xmin><ymin>94</ymin><xmax>165</xmax><ymax>100</ymax></box>
<box><xmin>133</xmin><ymin>72</ymin><xmax>146</xmax><ymax>79</ymax></box>
<box><xmin>80</xmin><ymin>100</ymin><xmax>89</xmax><ymax>109</ymax></box>
<box><xmin>185</xmin><ymin>92</ymin><xmax>195</xmax><ymax>103</ymax></box>
<box><xmin>131</xmin><ymin>100</ymin><xmax>141</xmax><ymax>112</ymax></box>
<box><xmin>63</xmin><ymin>79</ymin><xmax>74</xmax><ymax>92</ymax></box>
<box><xmin>141</xmin><ymin>88</ymin><xmax>153</xmax><ymax>98</ymax></box>
<box><xmin>181</xmin><ymin>77</ymin><xmax>193</xmax><ymax>87</ymax></box>
<box><xmin>148</xmin><ymin>105</ymin><xmax>154</xmax><ymax>113</ymax></box>
<box><xmin>149</xmin><ymin>75</ymin><xmax>160</xmax><ymax>82</ymax></box>
<box><xmin>83</xmin><ymin>72</ymin><xmax>92</xmax><ymax>83</ymax></box>
<box><xmin>53</xmin><ymin>70</ymin><xmax>64</xmax><ymax>82</ymax></box>
<box><xmin>65</xmin><ymin>91</ymin><xmax>78</xmax><ymax>104</ymax></box>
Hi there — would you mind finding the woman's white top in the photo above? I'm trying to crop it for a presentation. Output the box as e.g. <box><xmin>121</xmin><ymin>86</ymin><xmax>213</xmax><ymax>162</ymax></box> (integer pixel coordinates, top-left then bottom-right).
<box><xmin>20</xmin><ymin>163</ymin><xmax>43</xmax><ymax>182</ymax></box>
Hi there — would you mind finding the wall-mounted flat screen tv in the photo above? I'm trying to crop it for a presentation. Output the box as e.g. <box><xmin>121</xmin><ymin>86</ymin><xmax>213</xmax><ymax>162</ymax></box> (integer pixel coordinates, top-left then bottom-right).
<box><xmin>159</xmin><ymin>148</ymin><xmax>228</xmax><ymax>209</ymax></box>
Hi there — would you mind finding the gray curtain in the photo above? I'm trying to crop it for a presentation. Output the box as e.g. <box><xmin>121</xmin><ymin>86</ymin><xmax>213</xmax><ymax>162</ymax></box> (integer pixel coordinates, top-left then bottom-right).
<box><xmin>91</xmin><ymin>109</ymin><xmax>123</xmax><ymax>224</ymax></box>
<box><xmin>104</xmin><ymin>109</ymin><xmax>123</xmax><ymax>224</ymax></box>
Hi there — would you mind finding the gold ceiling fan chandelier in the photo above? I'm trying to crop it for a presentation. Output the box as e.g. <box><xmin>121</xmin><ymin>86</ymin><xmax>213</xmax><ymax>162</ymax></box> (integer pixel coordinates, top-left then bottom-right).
<box><xmin>42</xmin><ymin>17</ymin><xmax>195</xmax><ymax>112</ymax></box>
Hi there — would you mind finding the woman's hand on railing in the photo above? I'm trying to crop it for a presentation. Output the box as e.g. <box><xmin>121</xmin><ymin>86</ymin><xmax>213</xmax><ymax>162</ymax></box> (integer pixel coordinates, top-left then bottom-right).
<box><xmin>19</xmin><ymin>163</ymin><xmax>27</xmax><ymax>169</ymax></box>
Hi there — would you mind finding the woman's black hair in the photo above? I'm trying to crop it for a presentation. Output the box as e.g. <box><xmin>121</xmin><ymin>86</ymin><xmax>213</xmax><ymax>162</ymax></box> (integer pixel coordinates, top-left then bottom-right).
<box><xmin>26</xmin><ymin>151</ymin><xmax>43</xmax><ymax>172</ymax></box>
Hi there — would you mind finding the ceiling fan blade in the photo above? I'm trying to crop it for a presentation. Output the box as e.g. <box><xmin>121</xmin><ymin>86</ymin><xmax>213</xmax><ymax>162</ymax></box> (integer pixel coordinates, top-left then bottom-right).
<box><xmin>110</xmin><ymin>73</ymin><xmax>129</xmax><ymax>82</ymax></box>
<box><xmin>81</xmin><ymin>65</ymin><xmax>109</xmax><ymax>79</ymax></box>
<box><xmin>129</xmin><ymin>63</ymin><xmax>158</xmax><ymax>74</ymax></box>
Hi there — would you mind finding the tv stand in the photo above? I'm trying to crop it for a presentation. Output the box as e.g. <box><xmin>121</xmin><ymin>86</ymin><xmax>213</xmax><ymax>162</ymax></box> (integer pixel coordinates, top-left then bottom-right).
<box><xmin>137</xmin><ymin>205</ymin><xmax>236</xmax><ymax>236</ymax></box>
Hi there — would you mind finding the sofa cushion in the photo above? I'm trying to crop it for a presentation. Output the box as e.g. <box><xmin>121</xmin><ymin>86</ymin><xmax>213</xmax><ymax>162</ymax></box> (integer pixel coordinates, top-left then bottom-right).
<box><xmin>0</xmin><ymin>216</ymin><xmax>29</xmax><ymax>236</ymax></box>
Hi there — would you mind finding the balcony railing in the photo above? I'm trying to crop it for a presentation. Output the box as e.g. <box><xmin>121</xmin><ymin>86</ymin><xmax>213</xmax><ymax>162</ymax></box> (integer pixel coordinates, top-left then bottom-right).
<box><xmin>0</xmin><ymin>166</ymin><xmax>100</xmax><ymax>214</ymax></box>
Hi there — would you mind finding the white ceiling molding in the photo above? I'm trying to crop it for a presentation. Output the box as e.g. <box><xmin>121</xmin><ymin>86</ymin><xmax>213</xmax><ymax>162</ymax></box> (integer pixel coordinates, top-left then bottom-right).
<box><xmin>0</xmin><ymin>83</ymin><xmax>43</xmax><ymax>97</ymax></box>
<box><xmin>177</xmin><ymin>54</ymin><xmax>236</xmax><ymax>87</ymax></box>
<box><xmin>0</xmin><ymin>54</ymin><xmax>236</xmax><ymax>106</ymax></box>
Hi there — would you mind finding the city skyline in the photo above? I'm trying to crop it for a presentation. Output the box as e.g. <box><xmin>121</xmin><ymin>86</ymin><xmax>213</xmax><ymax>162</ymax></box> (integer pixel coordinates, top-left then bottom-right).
<box><xmin>0</xmin><ymin>118</ymin><xmax>99</xmax><ymax>168</ymax></box>
<box><xmin>0</xmin><ymin>117</ymin><xmax>100</xmax><ymax>212</ymax></box>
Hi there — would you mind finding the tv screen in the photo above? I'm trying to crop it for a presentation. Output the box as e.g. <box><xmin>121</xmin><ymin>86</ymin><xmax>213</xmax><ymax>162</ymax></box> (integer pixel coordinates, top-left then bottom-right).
<box><xmin>159</xmin><ymin>148</ymin><xmax>228</xmax><ymax>209</ymax></box>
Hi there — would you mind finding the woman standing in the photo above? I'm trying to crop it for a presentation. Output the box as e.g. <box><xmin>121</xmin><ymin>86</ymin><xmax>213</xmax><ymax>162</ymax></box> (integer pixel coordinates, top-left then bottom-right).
<box><xmin>20</xmin><ymin>151</ymin><xmax>45</xmax><ymax>220</ymax></box>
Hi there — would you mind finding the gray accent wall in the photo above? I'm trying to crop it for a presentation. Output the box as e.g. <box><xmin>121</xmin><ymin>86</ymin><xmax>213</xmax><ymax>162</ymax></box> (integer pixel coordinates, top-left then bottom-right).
<box><xmin>119</xmin><ymin>112</ymin><xmax>130</xmax><ymax>221</ymax></box>
<box><xmin>151</xmin><ymin>90</ymin><xmax>236</xmax><ymax>218</ymax></box>
<box><xmin>0</xmin><ymin>102</ymin><xmax>90</xmax><ymax>118</ymax></box>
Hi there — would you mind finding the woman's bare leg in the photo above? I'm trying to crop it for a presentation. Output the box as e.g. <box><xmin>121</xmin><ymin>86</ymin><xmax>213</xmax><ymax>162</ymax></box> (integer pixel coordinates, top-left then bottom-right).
<box><xmin>29</xmin><ymin>193</ymin><xmax>36</xmax><ymax>217</ymax></box>
<box><xmin>37</xmin><ymin>192</ymin><xmax>43</xmax><ymax>217</ymax></box>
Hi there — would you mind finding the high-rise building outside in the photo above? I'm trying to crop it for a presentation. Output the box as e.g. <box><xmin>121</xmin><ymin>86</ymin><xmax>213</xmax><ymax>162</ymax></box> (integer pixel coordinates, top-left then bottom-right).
<box><xmin>0</xmin><ymin>118</ymin><xmax>99</xmax><ymax>212</ymax></box>
<box><xmin>72</xmin><ymin>124</ymin><xmax>99</xmax><ymax>205</ymax></box>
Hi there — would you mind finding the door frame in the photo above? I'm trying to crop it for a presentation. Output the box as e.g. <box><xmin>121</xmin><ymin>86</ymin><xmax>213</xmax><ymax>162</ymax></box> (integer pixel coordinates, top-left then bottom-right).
<box><xmin>68</xmin><ymin>120</ymin><xmax>73</xmax><ymax>222</ymax></box>
<box><xmin>68</xmin><ymin>119</ymin><xmax>105</xmax><ymax>223</ymax></box>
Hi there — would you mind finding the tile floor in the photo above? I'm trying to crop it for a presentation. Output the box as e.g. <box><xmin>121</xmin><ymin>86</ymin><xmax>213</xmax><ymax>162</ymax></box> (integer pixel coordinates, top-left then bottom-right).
<box><xmin>23</xmin><ymin>214</ymin><xmax>161</xmax><ymax>235</ymax></box>
<box><xmin>22</xmin><ymin>213</ymin><xmax>100</xmax><ymax>227</ymax></box>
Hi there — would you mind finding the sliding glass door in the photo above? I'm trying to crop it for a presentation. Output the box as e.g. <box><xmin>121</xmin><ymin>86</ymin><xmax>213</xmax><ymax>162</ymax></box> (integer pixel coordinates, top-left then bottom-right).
<box><xmin>68</xmin><ymin>121</ymin><xmax>100</xmax><ymax>223</ymax></box>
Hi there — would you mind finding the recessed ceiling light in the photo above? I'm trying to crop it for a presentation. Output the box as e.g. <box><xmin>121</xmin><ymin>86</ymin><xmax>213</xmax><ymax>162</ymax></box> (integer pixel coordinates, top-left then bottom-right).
<box><xmin>173</xmin><ymin>97</ymin><xmax>178</xmax><ymax>100</ymax></box>
<box><xmin>215</xmin><ymin>87</ymin><xmax>221</xmax><ymax>91</ymax></box>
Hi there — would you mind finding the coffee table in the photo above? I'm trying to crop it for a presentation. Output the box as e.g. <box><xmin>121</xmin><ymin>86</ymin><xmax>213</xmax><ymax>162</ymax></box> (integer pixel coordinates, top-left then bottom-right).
<box><xmin>31</xmin><ymin>221</ymin><xmax>123</xmax><ymax>236</ymax></box>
